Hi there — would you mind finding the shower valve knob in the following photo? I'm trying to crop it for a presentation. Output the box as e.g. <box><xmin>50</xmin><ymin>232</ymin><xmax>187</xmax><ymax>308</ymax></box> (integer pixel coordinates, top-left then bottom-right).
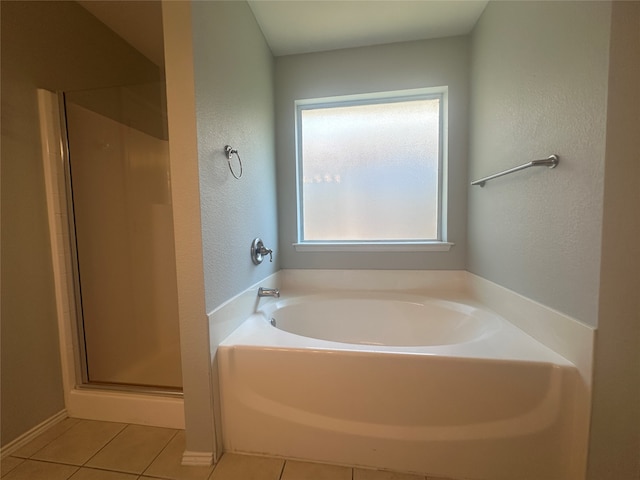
<box><xmin>260</xmin><ymin>247</ymin><xmax>273</xmax><ymax>262</ymax></box>
<box><xmin>251</xmin><ymin>238</ymin><xmax>273</xmax><ymax>264</ymax></box>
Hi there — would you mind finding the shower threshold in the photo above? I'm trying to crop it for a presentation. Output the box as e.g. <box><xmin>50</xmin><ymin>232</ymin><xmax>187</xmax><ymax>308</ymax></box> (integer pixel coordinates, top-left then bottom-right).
<box><xmin>76</xmin><ymin>382</ymin><xmax>183</xmax><ymax>398</ymax></box>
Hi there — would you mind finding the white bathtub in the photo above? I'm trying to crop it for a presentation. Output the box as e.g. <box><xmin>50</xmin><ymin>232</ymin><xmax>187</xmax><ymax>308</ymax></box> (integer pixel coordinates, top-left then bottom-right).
<box><xmin>263</xmin><ymin>292</ymin><xmax>501</xmax><ymax>346</ymax></box>
<box><xmin>217</xmin><ymin>290</ymin><xmax>582</xmax><ymax>480</ymax></box>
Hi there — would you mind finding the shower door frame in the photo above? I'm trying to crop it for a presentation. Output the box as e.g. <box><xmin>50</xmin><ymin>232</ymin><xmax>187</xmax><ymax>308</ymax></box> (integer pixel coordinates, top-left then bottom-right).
<box><xmin>58</xmin><ymin>91</ymin><xmax>182</xmax><ymax>397</ymax></box>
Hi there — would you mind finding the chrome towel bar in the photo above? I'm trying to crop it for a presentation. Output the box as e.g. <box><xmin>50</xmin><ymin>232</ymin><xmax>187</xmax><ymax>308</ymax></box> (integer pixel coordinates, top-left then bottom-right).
<box><xmin>471</xmin><ymin>154</ymin><xmax>559</xmax><ymax>187</ymax></box>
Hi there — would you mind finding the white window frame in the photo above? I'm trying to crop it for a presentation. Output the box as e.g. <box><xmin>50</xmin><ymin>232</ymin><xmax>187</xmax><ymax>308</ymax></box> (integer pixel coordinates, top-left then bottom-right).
<box><xmin>293</xmin><ymin>87</ymin><xmax>453</xmax><ymax>252</ymax></box>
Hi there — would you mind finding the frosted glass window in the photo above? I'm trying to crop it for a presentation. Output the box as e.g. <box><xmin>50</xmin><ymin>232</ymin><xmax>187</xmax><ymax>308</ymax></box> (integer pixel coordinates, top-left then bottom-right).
<box><xmin>297</xmin><ymin>92</ymin><xmax>443</xmax><ymax>243</ymax></box>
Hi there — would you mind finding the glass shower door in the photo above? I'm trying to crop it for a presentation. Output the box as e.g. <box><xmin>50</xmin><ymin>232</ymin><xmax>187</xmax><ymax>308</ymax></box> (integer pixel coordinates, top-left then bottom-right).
<box><xmin>64</xmin><ymin>83</ymin><xmax>182</xmax><ymax>391</ymax></box>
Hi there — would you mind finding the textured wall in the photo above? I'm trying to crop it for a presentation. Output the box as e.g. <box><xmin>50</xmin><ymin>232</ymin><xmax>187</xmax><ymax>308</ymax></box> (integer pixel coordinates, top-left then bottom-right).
<box><xmin>468</xmin><ymin>1</ymin><xmax>611</xmax><ymax>326</ymax></box>
<box><xmin>0</xmin><ymin>0</ymin><xmax>160</xmax><ymax>446</ymax></box>
<box><xmin>191</xmin><ymin>1</ymin><xmax>278</xmax><ymax>314</ymax></box>
<box><xmin>275</xmin><ymin>37</ymin><xmax>469</xmax><ymax>270</ymax></box>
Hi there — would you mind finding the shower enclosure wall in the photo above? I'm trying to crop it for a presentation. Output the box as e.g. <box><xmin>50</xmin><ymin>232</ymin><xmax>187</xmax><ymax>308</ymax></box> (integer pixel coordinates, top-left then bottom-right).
<box><xmin>62</xmin><ymin>82</ymin><xmax>182</xmax><ymax>392</ymax></box>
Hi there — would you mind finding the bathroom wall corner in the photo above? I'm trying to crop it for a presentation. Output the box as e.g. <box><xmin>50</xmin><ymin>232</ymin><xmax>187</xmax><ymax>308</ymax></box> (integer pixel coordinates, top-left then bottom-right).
<box><xmin>162</xmin><ymin>0</ymin><xmax>217</xmax><ymax>462</ymax></box>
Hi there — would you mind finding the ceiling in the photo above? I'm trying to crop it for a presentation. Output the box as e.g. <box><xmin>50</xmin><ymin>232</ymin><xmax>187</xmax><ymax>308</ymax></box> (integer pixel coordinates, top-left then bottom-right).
<box><xmin>248</xmin><ymin>1</ymin><xmax>488</xmax><ymax>56</ymax></box>
<box><xmin>78</xmin><ymin>0</ymin><xmax>488</xmax><ymax>63</ymax></box>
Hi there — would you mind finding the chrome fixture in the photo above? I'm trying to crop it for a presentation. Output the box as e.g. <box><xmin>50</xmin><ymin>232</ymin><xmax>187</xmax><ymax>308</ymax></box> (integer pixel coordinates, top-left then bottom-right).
<box><xmin>471</xmin><ymin>154</ymin><xmax>559</xmax><ymax>187</ymax></box>
<box><xmin>258</xmin><ymin>287</ymin><xmax>280</xmax><ymax>298</ymax></box>
<box><xmin>224</xmin><ymin>145</ymin><xmax>243</xmax><ymax>179</ymax></box>
<box><xmin>251</xmin><ymin>237</ymin><xmax>273</xmax><ymax>264</ymax></box>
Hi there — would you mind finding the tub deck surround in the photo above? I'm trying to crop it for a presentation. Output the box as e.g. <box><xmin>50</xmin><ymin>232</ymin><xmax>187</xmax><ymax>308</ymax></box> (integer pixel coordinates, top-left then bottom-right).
<box><xmin>214</xmin><ymin>270</ymin><xmax>594</xmax><ymax>480</ymax></box>
<box><xmin>221</xmin><ymin>305</ymin><xmax>573</xmax><ymax>367</ymax></box>
<box><xmin>273</xmin><ymin>269</ymin><xmax>593</xmax><ymax>382</ymax></box>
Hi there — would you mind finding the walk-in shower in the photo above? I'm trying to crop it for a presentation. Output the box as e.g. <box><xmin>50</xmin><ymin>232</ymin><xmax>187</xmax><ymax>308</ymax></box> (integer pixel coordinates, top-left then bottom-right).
<box><xmin>61</xmin><ymin>82</ymin><xmax>182</xmax><ymax>393</ymax></box>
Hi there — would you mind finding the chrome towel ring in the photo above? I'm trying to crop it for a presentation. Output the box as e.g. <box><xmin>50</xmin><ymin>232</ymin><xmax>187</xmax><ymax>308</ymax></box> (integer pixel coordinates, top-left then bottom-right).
<box><xmin>224</xmin><ymin>145</ymin><xmax>243</xmax><ymax>179</ymax></box>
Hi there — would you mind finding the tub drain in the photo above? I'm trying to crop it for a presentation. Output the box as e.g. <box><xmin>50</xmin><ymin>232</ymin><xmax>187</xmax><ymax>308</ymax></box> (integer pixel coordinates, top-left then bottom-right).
<box><xmin>270</xmin><ymin>318</ymin><xmax>276</xmax><ymax>327</ymax></box>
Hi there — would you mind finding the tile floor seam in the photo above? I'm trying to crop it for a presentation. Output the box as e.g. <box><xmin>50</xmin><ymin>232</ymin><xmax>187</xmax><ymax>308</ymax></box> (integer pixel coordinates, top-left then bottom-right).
<box><xmin>17</xmin><ymin>456</ymin><xmax>82</xmax><ymax>469</ymax></box>
<box><xmin>277</xmin><ymin>459</ymin><xmax>287</xmax><ymax>480</ymax></box>
<box><xmin>139</xmin><ymin>428</ymin><xmax>180</xmax><ymax>478</ymax></box>
<box><xmin>79</xmin><ymin>422</ymin><xmax>129</xmax><ymax>469</ymax></box>
<box><xmin>67</xmin><ymin>465</ymin><xmax>137</xmax><ymax>480</ymax></box>
<box><xmin>0</xmin><ymin>458</ymin><xmax>24</xmax><ymax>479</ymax></box>
<box><xmin>65</xmin><ymin>462</ymin><xmax>81</xmax><ymax>480</ymax></box>
<box><xmin>88</xmin><ymin>424</ymin><xmax>179</xmax><ymax>476</ymax></box>
<box><xmin>14</xmin><ymin>418</ymin><xmax>80</xmax><ymax>460</ymax></box>
<box><xmin>8</xmin><ymin>421</ymin><xmax>467</xmax><ymax>480</ymax></box>
<box><xmin>3</xmin><ymin>458</ymin><xmax>81</xmax><ymax>479</ymax></box>
<box><xmin>74</xmin><ymin>463</ymin><xmax>140</xmax><ymax>476</ymax></box>
<box><xmin>31</xmin><ymin>419</ymin><xmax>129</xmax><ymax>467</ymax></box>
<box><xmin>207</xmin><ymin>450</ymin><xmax>223</xmax><ymax>480</ymax></box>
<box><xmin>1</xmin><ymin>458</ymin><xmax>21</xmax><ymax>478</ymax></box>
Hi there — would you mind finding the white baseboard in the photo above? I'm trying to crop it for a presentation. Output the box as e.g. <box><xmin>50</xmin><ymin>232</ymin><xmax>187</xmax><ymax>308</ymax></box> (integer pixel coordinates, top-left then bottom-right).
<box><xmin>67</xmin><ymin>388</ymin><xmax>185</xmax><ymax>429</ymax></box>
<box><xmin>1</xmin><ymin>410</ymin><xmax>68</xmax><ymax>458</ymax></box>
<box><xmin>182</xmin><ymin>450</ymin><xmax>214</xmax><ymax>467</ymax></box>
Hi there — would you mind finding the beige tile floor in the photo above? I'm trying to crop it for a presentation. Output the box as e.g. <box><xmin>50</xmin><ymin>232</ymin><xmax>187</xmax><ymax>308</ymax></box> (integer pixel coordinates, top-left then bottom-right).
<box><xmin>0</xmin><ymin>419</ymin><xmax>452</xmax><ymax>480</ymax></box>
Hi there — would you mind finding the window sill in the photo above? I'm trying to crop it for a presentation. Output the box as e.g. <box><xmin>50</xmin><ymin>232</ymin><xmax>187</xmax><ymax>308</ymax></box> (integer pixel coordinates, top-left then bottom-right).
<box><xmin>292</xmin><ymin>241</ymin><xmax>454</xmax><ymax>253</ymax></box>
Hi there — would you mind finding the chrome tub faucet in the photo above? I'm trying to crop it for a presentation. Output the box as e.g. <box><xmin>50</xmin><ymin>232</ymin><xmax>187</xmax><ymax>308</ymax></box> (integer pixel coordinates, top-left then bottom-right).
<box><xmin>258</xmin><ymin>287</ymin><xmax>280</xmax><ymax>298</ymax></box>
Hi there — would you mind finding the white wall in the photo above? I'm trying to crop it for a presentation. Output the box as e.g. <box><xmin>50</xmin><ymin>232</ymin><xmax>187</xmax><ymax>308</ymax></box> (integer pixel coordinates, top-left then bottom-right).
<box><xmin>275</xmin><ymin>37</ymin><xmax>469</xmax><ymax>270</ymax></box>
<box><xmin>468</xmin><ymin>1</ymin><xmax>611</xmax><ymax>326</ymax></box>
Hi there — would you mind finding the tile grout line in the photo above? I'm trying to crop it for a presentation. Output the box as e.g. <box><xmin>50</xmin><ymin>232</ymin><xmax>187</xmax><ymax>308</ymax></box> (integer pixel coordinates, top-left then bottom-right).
<box><xmin>11</xmin><ymin>456</ymin><xmax>81</xmax><ymax>469</ymax></box>
<box><xmin>26</xmin><ymin>419</ymin><xmax>128</xmax><ymax>469</ymax></box>
<box><xmin>71</xmin><ymin>463</ymin><xmax>141</xmax><ymax>477</ymax></box>
<box><xmin>139</xmin><ymin>428</ymin><xmax>181</xmax><ymax>478</ymax></box>
<box><xmin>207</xmin><ymin>447</ymin><xmax>226</xmax><ymax>480</ymax></box>
<box><xmin>0</xmin><ymin>457</ymin><xmax>23</xmax><ymax>478</ymax></box>
<box><xmin>7</xmin><ymin>423</ymin><xmax>459</xmax><ymax>480</ymax></box>
<box><xmin>12</xmin><ymin>418</ymin><xmax>81</xmax><ymax>460</ymax></box>
<box><xmin>65</xmin><ymin>464</ymin><xmax>81</xmax><ymax>480</ymax></box>
<box><xmin>26</xmin><ymin>421</ymin><xmax>179</xmax><ymax>478</ymax></box>
<box><xmin>80</xmin><ymin>422</ymin><xmax>129</xmax><ymax>469</ymax></box>
<box><xmin>2</xmin><ymin>458</ymin><xmax>81</xmax><ymax>479</ymax></box>
<box><xmin>277</xmin><ymin>458</ymin><xmax>287</xmax><ymax>480</ymax></box>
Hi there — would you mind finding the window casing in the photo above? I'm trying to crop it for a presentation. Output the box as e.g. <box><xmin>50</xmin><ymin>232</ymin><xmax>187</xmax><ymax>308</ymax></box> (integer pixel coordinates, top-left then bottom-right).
<box><xmin>294</xmin><ymin>88</ymin><xmax>451</xmax><ymax>252</ymax></box>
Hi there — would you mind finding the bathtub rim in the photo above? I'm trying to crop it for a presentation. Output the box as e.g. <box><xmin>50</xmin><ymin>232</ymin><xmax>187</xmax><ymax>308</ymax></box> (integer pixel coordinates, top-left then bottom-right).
<box><xmin>220</xmin><ymin>298</ymin><xmax>576</xmax><ymax>368</ymax></box>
